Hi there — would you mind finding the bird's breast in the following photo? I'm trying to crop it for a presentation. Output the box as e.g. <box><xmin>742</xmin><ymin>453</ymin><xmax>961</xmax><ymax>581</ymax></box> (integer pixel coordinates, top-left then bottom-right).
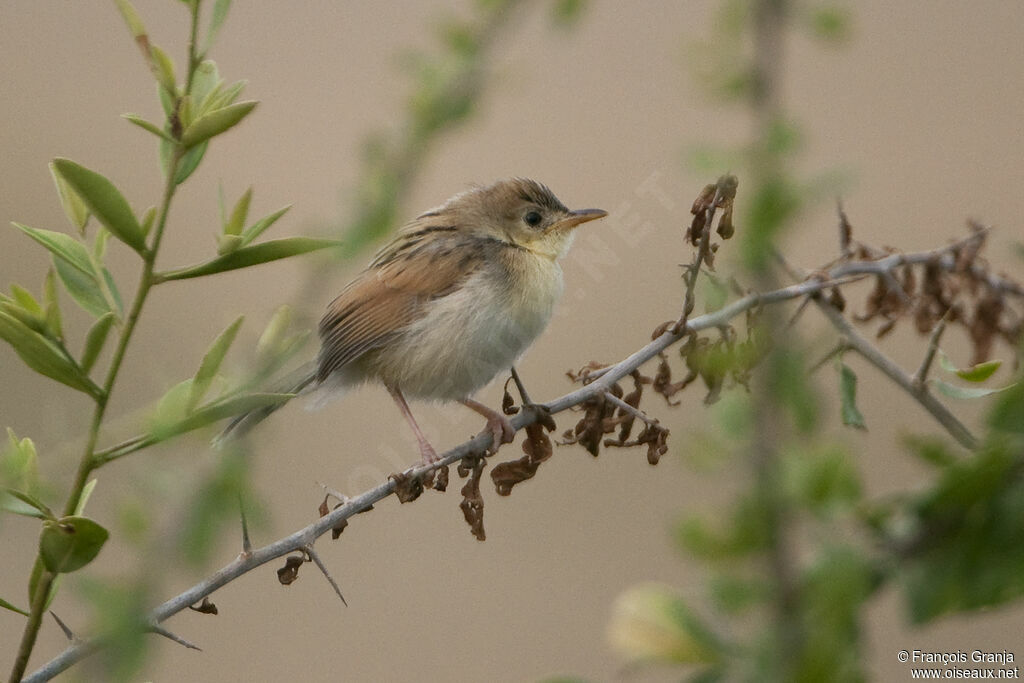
<box><xmin>378</xmin><ymin>251</ymin><xmax>563</xmax><ymax>400</ymax></box>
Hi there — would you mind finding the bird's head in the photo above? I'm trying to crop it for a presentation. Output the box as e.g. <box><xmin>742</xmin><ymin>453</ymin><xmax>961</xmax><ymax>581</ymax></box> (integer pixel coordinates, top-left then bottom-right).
<box><xmin>428</xmin><ymin>178</ymin><xmax>607</xmax><ymax>260</ymax></box>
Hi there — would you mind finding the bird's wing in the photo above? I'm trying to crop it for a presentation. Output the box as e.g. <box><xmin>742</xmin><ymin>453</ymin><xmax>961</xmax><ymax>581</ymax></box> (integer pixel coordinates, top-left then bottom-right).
<box><xmin>317</xmin><ymin>228</ymin><xmax>491</xmax><ymax>382</ymax></box>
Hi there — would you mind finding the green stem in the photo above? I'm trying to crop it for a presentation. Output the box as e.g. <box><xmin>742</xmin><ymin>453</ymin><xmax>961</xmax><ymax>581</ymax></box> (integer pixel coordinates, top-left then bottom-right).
<box><xmin>7</xmin><ymin>2</ymin><xmax>199</xmax><ymax>667</ymax></box>
<box><xmin>183</xmin><ymin>2</ymin><xmax>201</xmax><ymax>96</ymax></box>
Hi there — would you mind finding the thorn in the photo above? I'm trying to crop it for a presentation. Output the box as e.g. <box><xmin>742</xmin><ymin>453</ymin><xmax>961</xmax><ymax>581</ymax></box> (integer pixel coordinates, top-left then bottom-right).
<box><xmin>603</xmin><ymin>391</ymin><xmax>658</xmax><ymax>427</ymax></box>
<box><xmin>305</xmin><ymin>545</ymin><xmax>347</xmax><ymax>607</ymax></box>
<box><xmin>239</xmin><ymin>494</ymin><xmax>252</xmax><ymax>556</ymax></box>
<box><xmin>317</xmin><ymin>481</ymin><xmax>349</xmax><ymax>504</ymax></box>
<box><xmin>49</xmin><ymin>611</ymin><xmax>75</xmax><ymax>642</ymax></box>
<box><xmin>912</xmin><ymin>309</ymin><xmax>951</xmax><ymax>388</ymax></box>
<box><xmin>837</xmin><ymin>199</ymin><xmax>853</xmax><ymax>258</ymax></box>
<box><xmin>150</xmin><ymin>624</ymin><xmax>202</xmax><ymax>651</ymax></box>
<box><xmin>509</xmin><ymin>366</ymin><xmax>533</xmax><ymax>406</ymax></box>
<box><xmin>808</xmin><ymin>341</ymin><xmax>849</xmax><ymax>375</ymax></box>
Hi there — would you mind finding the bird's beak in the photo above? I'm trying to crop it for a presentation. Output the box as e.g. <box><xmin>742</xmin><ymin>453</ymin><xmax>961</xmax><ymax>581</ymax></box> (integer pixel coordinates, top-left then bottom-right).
<box><xmin>548</xmin><ymin>208</ymin><xmax>608</xmax><ymax>233</ymax></box>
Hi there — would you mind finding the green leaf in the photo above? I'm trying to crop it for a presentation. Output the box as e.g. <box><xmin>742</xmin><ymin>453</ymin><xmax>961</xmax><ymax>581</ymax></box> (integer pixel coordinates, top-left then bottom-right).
<box><xmin>178</xmin><ymin>450</ymin><xmax>249</xmax><ymax>566</ymax></box>
<box><xmin>904</xmin><ymin>444</ymin><xmax>1024</xmax><ymax>622</ymax></box>
<box><xmin>151</xmin><ymin>392</ymin><xmax>293</xmax><ymax>441</ymax></box>
<box><xmin>216</xmin><ymin>234</ymin><xmax>243</xmax><ymax>255</ymax></box>
<box><xmin>807</xmin><ymin>6</ymin><xmax>850</xmax><ymax>42</ymax></box>
<box><xmin>209</xmin><ymin>79</ymin><xmax>247</xmax><ymax>110</ymax></box>
<box><xmin>1</xmin><ymin>487</ymin><xmax>53</xmax><ymax>519</ymax></box>
<box><xmin>148</xmin><ymin>44</ymin><xmax>177</xmax><ymax>93</ymax></box>
<box><xmin>93</xmin><ymin>226</ymin><xmax>110</xmax><ymax>261</ymax></box>
<box><xmin>957</xmin><ymin>360</ymin><xmax>1002</xmax><ymax>383</ymax></box>
<box><xmin>75</xmin><ymin>479</ymin><xmax>98</xmax><ymax>516</ymax></box>
<box><xmin>188</xmin><ymin>316</ymin><xmax>243</xmax><ymax>410</ymax></box>
<box><xmin>551</xmin><ymin>0</ymin><xmax>586</xmax><ymax>26</ymax></box>
<box><xmin>160</xmin><ymin>137</ymin><xmax>208</xmax><ymax>185</ymax></box>
<box><xmin>158</xmin><ymin>81</ymin><xmax>176</xmax><ymax>118</ymax></box>
<box><xmin>783</xmin><ymin>445</ymin><xmax>861</xmax><ymax>515</ymax></box>
<box><xmin>43</xmin><ymin>268</ymin><xmax>63</xmax><ymax>340</ymax></box>
<box><xmin>139</xmin><ymin>207</ymin><xmax>157</xmax><ymax>238</ymax></box>
<box><xmin>931</xmin><ymin>379</ymin><xmax>1009</xmax><ymax>400</ymax></box>
<box><xmin>189</xmin><ymin>60</ymin><xmax>221</xmax><ymax>107</ymax></box>
<box><xmin>798</xmin><ymin>546</ymin><xmax>872</xmax><ymax>681</ymax></box>
<box><xmin>28</xmin><ymin>557</ymin><xmax>62</xmax><ymax>611</ymax></box>
<box><xmin>838</xmin><ymin>362</ymin><xmax>866</xmax><ymax>430</ymax></box>
<box><xmin>49</xmin><ymin>162</ymin><xmax>90</xmax><ymax>234</ymax></box>
<box><xmin>701</xmin><ymin>271</ymin><xmax>728</xmax><ymax>313</ymax></box>
<box><xmin>0</xmin><ymin>311</ymin><xmax>100</xmax><ymax>397</ymax></box>
<box><xmin>988</xmin><ymin>379</ymin><xmax>1024</xmax><ymax>435</ymax></box>
<box><xmin>178</xmin><ymin>93</ymin><xmax>194</xmax><ymax>129</ymax></box>
<box><xmin>608</xmin><ymin>583</ymin><xmax>724</xmax><ymax>665</ymax></box>
<box><xmin>113</xmin><ymin>0</ymin><xmax>146</xmax><ymax>38</ymax></box>
<box><xmin>9</xmin><ymin>284</ymin><xmax>43</xmax><ymax>317</ymax></box>
<box><xmin>937</xmin><ymin>350</ymin><xmax>957</xmax><ymax>374</ymax></box>
<box><xmin>156</xmin><ymin>238</ymin><xmax>340</xmax><ymax>281</ymax></box>
<box><xmin>205</xmin><ymin>0</ymin><xmax>233</xmax><ymax>52</ymax></box>
<box><xmin>51</xmin><ymin>159</ymin><xmax>146</xmax><ymax>253</ymax></box>
<box><xmin>81</xmin><ymin>312</ymin><xmax>116</xmax><ymax>374</ymax></box>
<box><xmin>2</xmin><ymin>428</ymin><xmax>40</xmax><ymax>496</ymax></box>
<box><xmin>79</xmin><ymin>578</ymin><xmax>152</xmax><ymax>679</ymax></box>
<box><xmin>0</xmin><ymin>301</ymin><xmax>43</xmax><ymax>338</ymax></box>
<box><xmin>121</xmin><ymin>113</ymin><xmax>175</xmax><ymax>142</ymax></box>
<box><xmin>12</xmin><ymin>223</ymin><xmax>95</xmax><ymax>276</ymax></box>
<box><xmin>40</xmin><ymin>516</ymin><xmax>109</xmax><ymax>573</ymax></box>
<box><xmin>0</xmin><ymin>596</ymin><xmax>29</xmax><ymax>617</ymax></box>
<box><xmin>239</xmin><ymin>205</ymin><xmax>291</xmax><ymax>247</ymax></box>
<box><xmin>54</xmin><ymin>258</ymin><xmax>119</xmax><ymax>319</ymax></box>
<box><xmin>938</xmin><ymin>351</ymin><xmax>1002</xmax><ymax>382</ymax></box>
<box><xmin>180</xmin><ymin>100</ymin><xmax>257</xmax><ymax>148</ymax></box>
<box><xmin>151</xmin><ymin>378</ymin><xmax>195</xmax><ymax>428</ymax></box>
<box><xmin>224</xmin><ymin>187</ymin><xmax>251</xmax><ymax>236</ymax></box>
<box><xmin>256</xmin><ymin>305</ymin><xmax>293</xmax><ymax>358</ymax></box>
<box><xmin>903</xmin><ymin>435</ymin><xmax>957</xmax><ymax>469</ymax></box>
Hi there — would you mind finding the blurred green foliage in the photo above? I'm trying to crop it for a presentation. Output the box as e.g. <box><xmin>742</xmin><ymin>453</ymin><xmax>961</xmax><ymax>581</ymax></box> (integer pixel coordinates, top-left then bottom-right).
<box><xmin>607</xmin><ymin>2</ymin><xmax>1024</xmax><ymax>682</ymax></box>
<box><xmin>1</xmin><ymin>1</ymin><xmax>336</xmax><ymax>678</ymax></box>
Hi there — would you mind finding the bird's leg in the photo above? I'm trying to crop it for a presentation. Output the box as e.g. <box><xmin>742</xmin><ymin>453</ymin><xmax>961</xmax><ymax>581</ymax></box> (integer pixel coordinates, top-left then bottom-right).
<box><xmin>460</xmin><ymin>398</ymin><xmax>515</xmax><ymax>454</ymax></box>
<box><xmin>387</xmin><ymin>385</ymin><xmax>439</xmax><ymax>465</ymax></box>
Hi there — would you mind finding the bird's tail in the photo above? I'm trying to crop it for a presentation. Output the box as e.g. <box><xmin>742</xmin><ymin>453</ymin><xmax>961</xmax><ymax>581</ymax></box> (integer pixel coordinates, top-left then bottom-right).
<box><xmin>214</xmin><ymin>361</ymin><xmax>318</xmax><ymax>446</ymax></box>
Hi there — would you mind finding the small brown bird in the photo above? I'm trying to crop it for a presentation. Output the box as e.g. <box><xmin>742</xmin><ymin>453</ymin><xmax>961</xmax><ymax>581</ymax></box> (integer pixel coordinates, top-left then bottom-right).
<box><xmin>221</xmin><ymin>178</ymin><xmax>606</xmax><ymax>463</ymax></box>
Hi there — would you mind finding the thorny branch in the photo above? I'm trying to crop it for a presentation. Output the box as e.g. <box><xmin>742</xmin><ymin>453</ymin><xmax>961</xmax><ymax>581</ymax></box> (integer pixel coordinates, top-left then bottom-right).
<box><xmin>26</xmin><ymin>216</ymin><xmax>1022</xmax><ymax>680</ymax></box>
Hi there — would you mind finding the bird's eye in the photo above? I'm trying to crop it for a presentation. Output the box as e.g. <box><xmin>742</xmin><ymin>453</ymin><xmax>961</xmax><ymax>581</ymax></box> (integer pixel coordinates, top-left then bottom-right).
<box><xmin>523</xmin><ymin>211</ymin><xmax>543</xmax><ymax>227</ymax></box>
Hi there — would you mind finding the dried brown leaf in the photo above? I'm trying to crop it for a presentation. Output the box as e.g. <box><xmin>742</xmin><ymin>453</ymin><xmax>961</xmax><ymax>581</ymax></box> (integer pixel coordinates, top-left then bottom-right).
<box><xmin>188</xmin><ymin>597</ymin><xmax>218</xmax><ymax>615</ymax></box>
<box><xmin>970</xmin><ymin>290</ymin><xmax>1003</xmax><ymax>365</ymax></box>
<box><xmin>458</xmin><ymin>457</ymin><xmax>486</xmax><ymax>541</ymax></box>
<box><xmin>491</xmin><ymin>423</ymin><xmax>554</xmax><ymax>496</ymax></box>
<box><xmin>717</xmin><ymin>203</ymin><xmax>735</xmax><ymax>239</ymax></box>
<box><xmin>560</xmin><ymin>395</ymin><xmax>606</xmax><ymax>456</ymax></box>
<box><xmin>433</xmin><ymin>464</ymin><xmax>449</xmax><ymax>492</ymax></box>
<box><xmin>651</xmin><ymin>320</ymin><xmax>674</xmax><ymax>339</ymax></box>
<box><xmin>828</xmin><ymin>287</ymin><xmax>846</xmax><ymax>312</ymax></box>
<box><xmin>390</xmin><ymin>471</ymin><xmax>424</xmax><ymax>504</ymax></box>
<box><xmin>640</xmin><ymin>424</ymin><xmax>670</xmax><ymax>465</ymax></box>
<box><xmin>277</xmin><ymin>555</ymin><xmax>304</xmax><ymax>586</ymax></box>
<box><xmin>501</xmin><ymin>377</ymin><xmax>519</xmax><ymax>415</ymax></box>
<box><xmin>318</xmin><ymin>495</ymin><xmax>348</xmax><ymax>539</ymax></box>
<box><xmin>566</xmin><ymin>360</ymin><xmax>608</xmax><ymax>384</ymax></box>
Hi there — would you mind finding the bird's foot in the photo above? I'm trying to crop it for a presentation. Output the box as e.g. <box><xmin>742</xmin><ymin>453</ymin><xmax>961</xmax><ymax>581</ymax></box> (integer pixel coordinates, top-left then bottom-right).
<box><xmin>417</xmin><ymin>440</ymin><xmax>440</xmax><ymax>465</ymax></box>
<box><xmin>482</xmin><ymin>412</ymin><xmax>515</xmax><ymax>455</ymax></box>
<box><xmin>461</xmin><ymin>398</ymin><xmax>516</xmax><ymax>455</ymax></box>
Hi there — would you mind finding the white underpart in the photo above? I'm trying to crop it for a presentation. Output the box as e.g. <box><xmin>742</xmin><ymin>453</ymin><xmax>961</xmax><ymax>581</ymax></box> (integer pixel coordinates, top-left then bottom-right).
<box><xmin>390</xmin><ymin>257</ymin><xmax>563</xmax><ymax>400</ymax></box>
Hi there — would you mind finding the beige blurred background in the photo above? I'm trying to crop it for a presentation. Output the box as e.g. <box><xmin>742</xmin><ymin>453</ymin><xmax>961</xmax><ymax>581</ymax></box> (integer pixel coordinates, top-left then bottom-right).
<box><xmin>1</xmin><ymin>1</ymin><xmax>1022</xmax><ymax>681</ymax></box>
